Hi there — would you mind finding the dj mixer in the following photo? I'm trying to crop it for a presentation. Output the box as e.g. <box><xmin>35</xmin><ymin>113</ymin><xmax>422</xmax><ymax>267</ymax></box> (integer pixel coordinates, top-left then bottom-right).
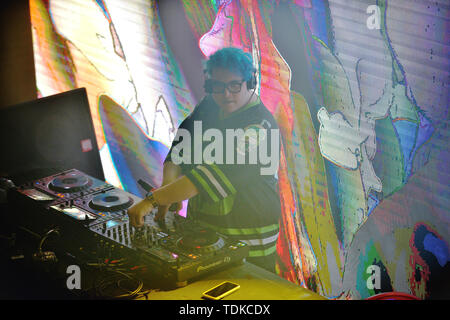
<box><xmin>7</xmin><ymin>169</ymin><xmax>249</xmax><ymax>287</ymax></box>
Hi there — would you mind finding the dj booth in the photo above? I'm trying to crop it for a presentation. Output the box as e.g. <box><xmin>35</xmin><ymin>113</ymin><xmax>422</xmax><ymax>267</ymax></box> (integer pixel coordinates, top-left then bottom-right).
<box><xmin>0</xmin><ymin>89</ymin><xmax>324</xmax><ymax>300</ymax></box>
<box><xmin>0</xmin><ymin>168</ymin><xmax>324</xmax><ymax>300</ymax></box>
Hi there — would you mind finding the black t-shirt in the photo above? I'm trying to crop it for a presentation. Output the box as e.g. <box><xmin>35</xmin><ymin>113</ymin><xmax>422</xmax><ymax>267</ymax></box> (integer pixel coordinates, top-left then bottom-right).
<box><xmin>165</xmin><ymin>95</ymin><xmax>281</xmax><ymax>258</ymax></box>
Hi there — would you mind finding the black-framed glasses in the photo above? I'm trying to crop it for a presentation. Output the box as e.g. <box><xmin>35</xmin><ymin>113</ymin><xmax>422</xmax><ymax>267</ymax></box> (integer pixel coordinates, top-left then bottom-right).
<box><xmin>207</xmin><ymin>79</ymin><xmax>245</xmax><ymax>94</ymax></box>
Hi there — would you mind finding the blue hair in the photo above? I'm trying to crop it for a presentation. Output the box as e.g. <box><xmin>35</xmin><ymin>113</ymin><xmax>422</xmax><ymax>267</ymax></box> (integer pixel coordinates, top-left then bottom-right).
<box><xmin>205</xmin><ymin>47</ymin><xmax>255</xmax><ymax>81</ymax></box>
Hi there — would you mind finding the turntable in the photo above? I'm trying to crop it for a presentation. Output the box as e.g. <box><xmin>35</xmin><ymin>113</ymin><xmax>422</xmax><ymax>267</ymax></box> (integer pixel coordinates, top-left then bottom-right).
<box><xmin>136</xmin><ymin>221</ymin><xmax>250</xmax><ymax>286</ymax></box>
<box><xmin>88</xmin><ymin>189</ymin><xmax>135</xmax><ymax>212</ymax></box>
<box><xmin>17</xmin><ymin>169</ymin><xmax>113</xmax><ymax>203</ymax></box>
<box><xmin>73</xmin><ymin>187</ymin><xmax>142</xmax><ymax>224</ymax></box>
<box><xmin>48</xmin><ymin>171</ymin><xmax>93</xmax><ymax>193</ymax></box>
<box><xmin>177</xmin><ymin>229</ymin><xmax>226</xmax><ymax>254</ymax></box>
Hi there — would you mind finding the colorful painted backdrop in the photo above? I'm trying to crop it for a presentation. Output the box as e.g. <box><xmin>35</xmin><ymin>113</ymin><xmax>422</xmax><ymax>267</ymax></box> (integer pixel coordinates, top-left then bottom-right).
<box><xmin>30</xmin><ymin>0</ymin><xmax>449</xmax><ymax>299</ymax></box>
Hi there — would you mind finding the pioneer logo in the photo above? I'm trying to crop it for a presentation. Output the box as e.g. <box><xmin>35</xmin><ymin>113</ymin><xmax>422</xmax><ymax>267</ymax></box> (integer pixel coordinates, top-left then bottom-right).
<box><xmin>197</xmin><ymin>256</ymin><xmax>231</xmax><ymax>273</ymax></box>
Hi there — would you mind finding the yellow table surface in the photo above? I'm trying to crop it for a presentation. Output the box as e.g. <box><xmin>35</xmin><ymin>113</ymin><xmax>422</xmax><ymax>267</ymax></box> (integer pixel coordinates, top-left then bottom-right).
<box><xmin>141</xmin><ymin>261</ymin><xmax>327</xmax><ymax>300</ymax></box>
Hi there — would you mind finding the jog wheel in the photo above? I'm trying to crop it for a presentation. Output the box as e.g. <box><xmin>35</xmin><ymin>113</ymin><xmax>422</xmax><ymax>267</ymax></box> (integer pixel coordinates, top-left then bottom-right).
<box><xmin>49</xmin><ymin>172</ymin><xmax>92</xmax><ymax>193</ymax></box>
<box><xmin>177</xmin><ymin>229</ymin><xmax>225</xmax><ymax>254</ymax></box>
<box><xmin>89</xmin><ymin>190</ymin><xmax>134</xmax><ymax>212</ymax></box>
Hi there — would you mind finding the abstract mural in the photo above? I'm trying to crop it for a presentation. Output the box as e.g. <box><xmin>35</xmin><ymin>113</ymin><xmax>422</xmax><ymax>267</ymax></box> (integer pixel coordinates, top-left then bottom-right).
<box><xmin>30</xmin><ymin>0</ymin><xmax>449</xmax><ymax>299</ymax></box>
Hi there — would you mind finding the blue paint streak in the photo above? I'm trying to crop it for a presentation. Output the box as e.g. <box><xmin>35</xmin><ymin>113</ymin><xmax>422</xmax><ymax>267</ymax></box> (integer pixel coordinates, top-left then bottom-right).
<box><xmin>367</xmin><ymin>192</ymin><xmax>380</xmax><ymax>217</ymax></box>
<box><xmin>98</xmin><ymin>97</ymin><xmax>168</xmax><ymax>198</ymax></box>
<box><xmin>392</xmin><ymin>120</ymin><xmax>417</xmax><ymax>180</ymax></box>
<box><xmin>308</xmin><ymin>0</ymin><xmax>332</xmax><ymax>48</ymax></box>
<box><xmin>95</xmin><ymin>0</ymin><xmax>111</xmax><ymax>21</ymax></box>
<box><xmin>423</xmin><ymin>233</ymin><xmax>449</xmax><ymax>267</ymax></box>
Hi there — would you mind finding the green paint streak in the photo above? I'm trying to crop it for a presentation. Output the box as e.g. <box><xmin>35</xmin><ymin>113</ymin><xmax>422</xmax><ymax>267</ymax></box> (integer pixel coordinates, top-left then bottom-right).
<box><xmin>375</xmin><ymin>117</ymin><xmax>405</xmax><ymax>197</ymax></box>
<box><xmin>356</xmin><ymin>241</ymin><xmax>380</xmax><ymax>298</ymax></box>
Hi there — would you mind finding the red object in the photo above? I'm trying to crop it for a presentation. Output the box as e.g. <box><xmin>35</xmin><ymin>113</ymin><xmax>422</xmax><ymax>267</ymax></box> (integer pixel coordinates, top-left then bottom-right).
<box><xmin>366</xmin><ymin>292</ymin><xmax>420</xmax><ymax>300</ymax></box>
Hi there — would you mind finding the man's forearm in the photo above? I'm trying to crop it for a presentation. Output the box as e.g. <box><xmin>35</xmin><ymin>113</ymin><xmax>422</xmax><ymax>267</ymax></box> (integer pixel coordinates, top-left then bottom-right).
<box><xmin>152</xmin><ymin>175</ymin><xmax>198</xmax><ymax>206</ymax></box>
<box><xmin>162</xmin><ymin>161</ymin><xmax>181</xmax><ymax>185</ymax></box>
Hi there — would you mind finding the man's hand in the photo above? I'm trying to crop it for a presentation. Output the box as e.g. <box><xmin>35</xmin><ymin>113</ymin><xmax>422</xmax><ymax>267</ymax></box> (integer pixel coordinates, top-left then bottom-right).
<box><xmin>155</xmin><ymin>201</ymin><xmax>182</xmax><ymax>222</ymax></box>
<box><xmin>130</xmin><ymin>162</ymin><xmax>197</xmax><ymax>226</ymax></box>
<box><xmin>127</xmin><ymin>198</ymin><xmax>154</xmax><ymax>228</ymax></box>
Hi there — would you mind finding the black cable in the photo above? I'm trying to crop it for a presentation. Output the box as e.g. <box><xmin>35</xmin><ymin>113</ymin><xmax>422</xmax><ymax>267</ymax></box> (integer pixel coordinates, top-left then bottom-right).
<box><xmin>93</xmin><ymin>268</ymin><xmax>150</xmax><ymax>299</ymax></box>
<box><xmin>38</xmin><ymin>228</ymin><xmax>60</xmax><ymax>255</ymax></box>
<box><xmin>88</xmin><ymin>259</ymin><xmax>152</xmax><ymax>299</ymax></box>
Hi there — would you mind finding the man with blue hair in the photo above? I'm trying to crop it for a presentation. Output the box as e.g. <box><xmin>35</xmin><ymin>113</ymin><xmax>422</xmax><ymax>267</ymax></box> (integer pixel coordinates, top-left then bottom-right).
<box><xmin>128</xmin><ymin>47</ymin><xmax>281</xmax><ymax>273</ymax></box>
